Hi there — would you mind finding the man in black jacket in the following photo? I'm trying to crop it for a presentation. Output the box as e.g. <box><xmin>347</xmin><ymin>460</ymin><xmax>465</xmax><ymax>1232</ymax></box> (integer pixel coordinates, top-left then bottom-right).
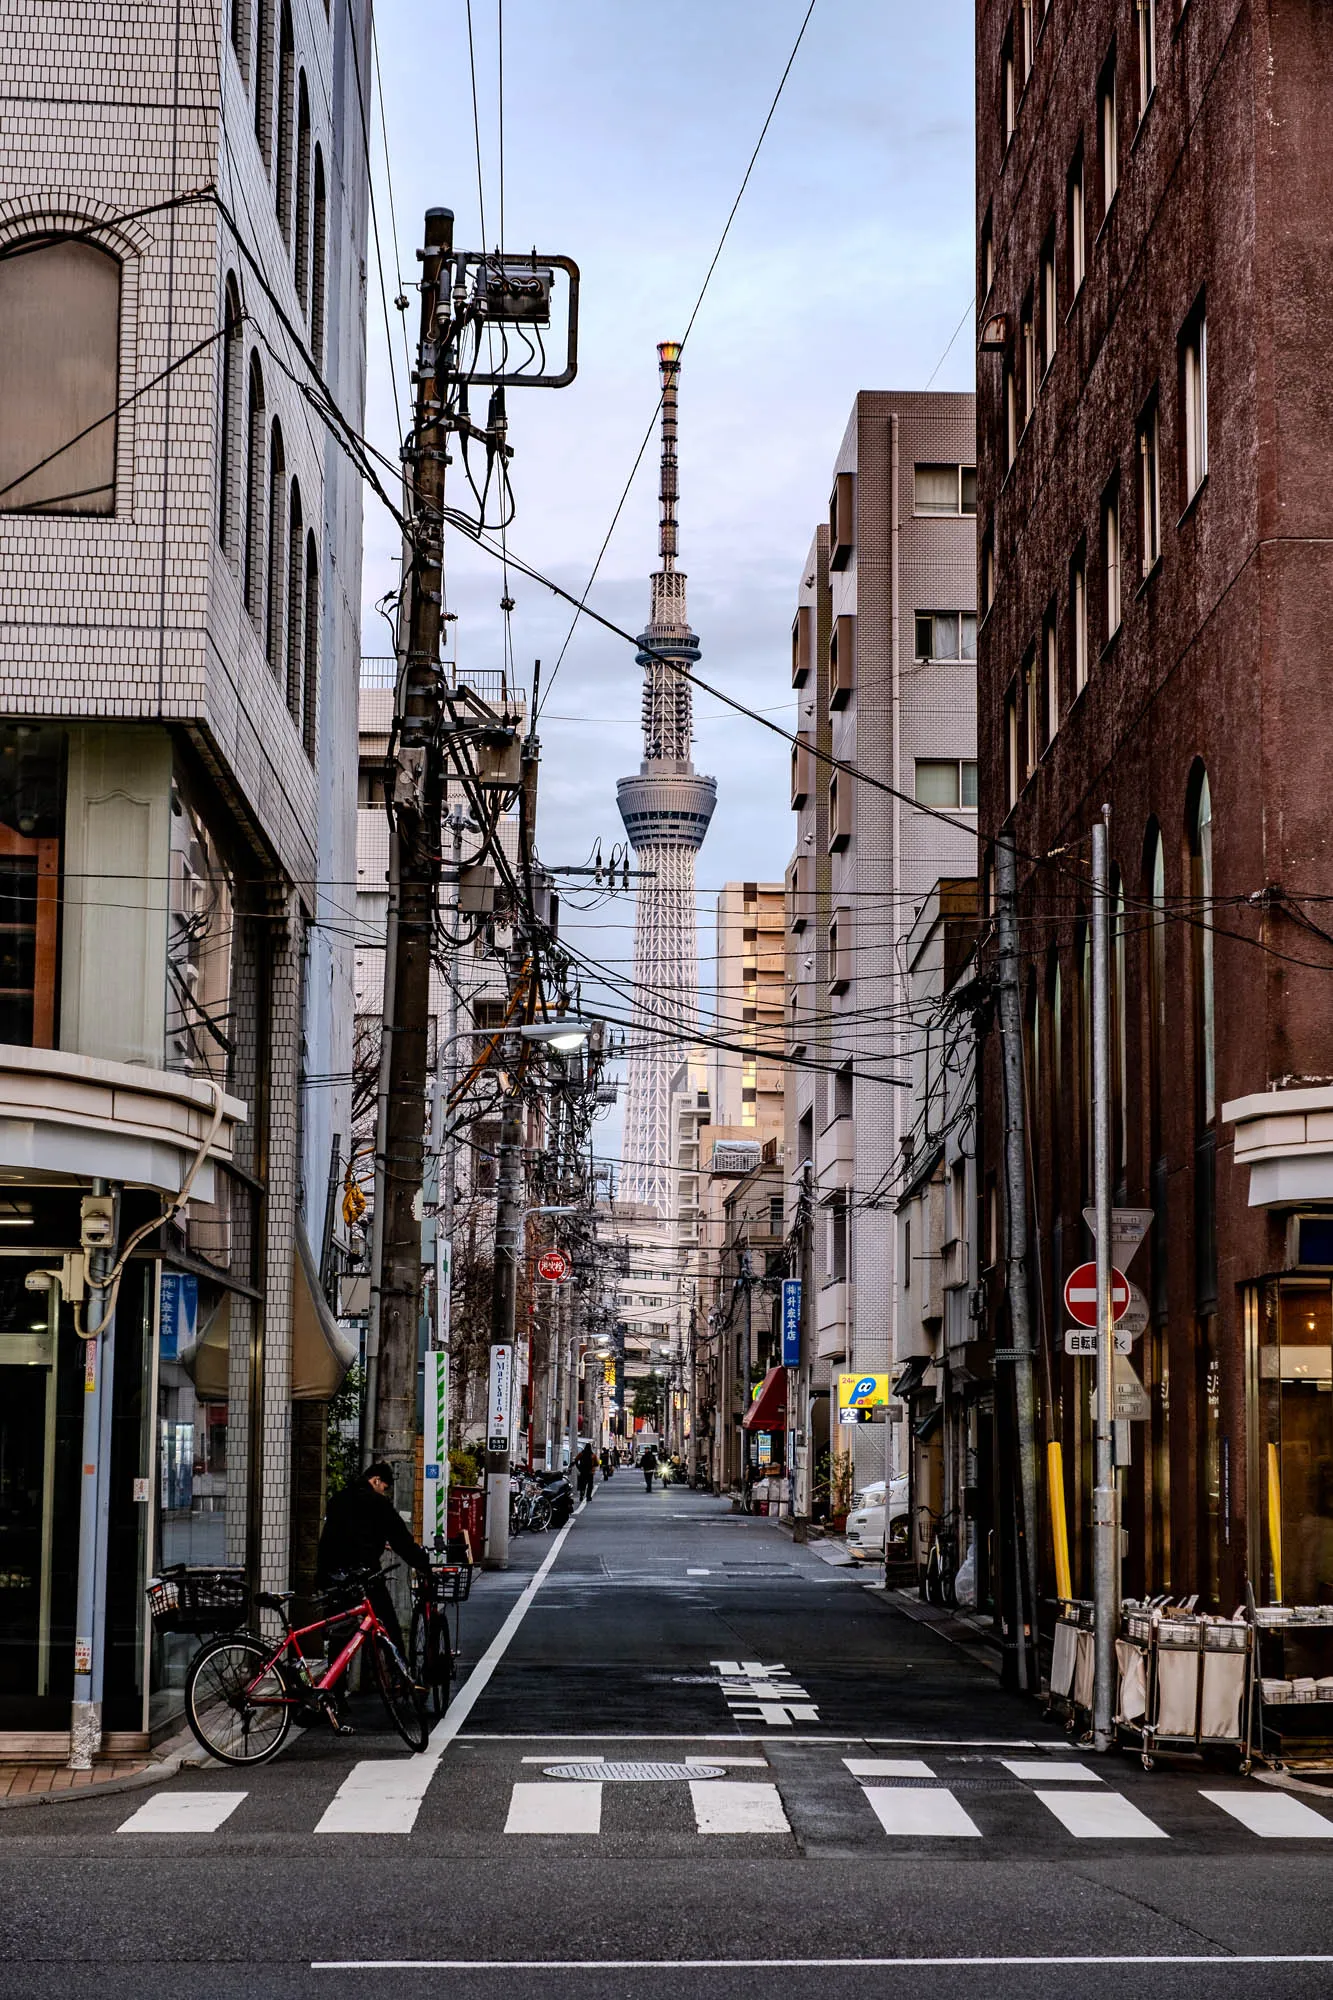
<box><xmin>317</xmin><ymin>1461</ymin><xmax>431</xmax><ymax>1658</ymax></box>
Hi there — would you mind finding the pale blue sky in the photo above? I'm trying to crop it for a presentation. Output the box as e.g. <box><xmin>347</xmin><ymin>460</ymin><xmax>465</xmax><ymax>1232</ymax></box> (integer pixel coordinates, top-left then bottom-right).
<box><xmin>366</xmin><ymin>0</ymin><xmax>976</xmax><ymax>1143</ymax></box>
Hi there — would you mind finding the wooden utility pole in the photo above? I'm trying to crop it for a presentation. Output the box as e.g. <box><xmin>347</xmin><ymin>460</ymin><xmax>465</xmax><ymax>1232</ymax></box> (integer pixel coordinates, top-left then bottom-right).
<box><xmin>365</xmin><ymin>207</ymin><xmax>454</xmax><ymax>1505</ymax></box>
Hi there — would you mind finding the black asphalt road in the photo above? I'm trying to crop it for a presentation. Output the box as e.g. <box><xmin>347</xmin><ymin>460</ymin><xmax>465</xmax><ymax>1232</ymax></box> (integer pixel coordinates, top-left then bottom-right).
<box><xmin>3</xmin><ymin>1479</ymin><xmax>1332</xmax><ymax>1999</ymax></box>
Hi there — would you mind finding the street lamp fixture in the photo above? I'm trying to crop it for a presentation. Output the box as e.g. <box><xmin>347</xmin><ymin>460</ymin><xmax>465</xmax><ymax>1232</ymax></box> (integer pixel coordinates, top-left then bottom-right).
<box><xmin>519</xmin><ymin>1018</ymin><xmax>597</xmax><ymax>1053</ymax></box>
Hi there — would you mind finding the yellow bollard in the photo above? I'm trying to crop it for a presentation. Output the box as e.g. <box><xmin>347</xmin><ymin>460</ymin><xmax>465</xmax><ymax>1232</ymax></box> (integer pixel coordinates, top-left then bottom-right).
<box><xmin>1267</xmin><ymin>1441</ymin><xmax>1283</xmax><ymax>1603</ymax></box>
<box><xmin>1048</xmin><ymin>1439</ymin><xmax>1073</xmax><ymax>1602</ymax></box>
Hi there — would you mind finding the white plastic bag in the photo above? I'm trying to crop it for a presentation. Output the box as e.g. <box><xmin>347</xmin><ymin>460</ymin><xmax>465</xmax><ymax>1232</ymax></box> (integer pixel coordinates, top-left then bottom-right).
<box><xmin>953</xmin><ymin>1547</ymin><xmax>977</xmax><ymax>1609</ymax></box>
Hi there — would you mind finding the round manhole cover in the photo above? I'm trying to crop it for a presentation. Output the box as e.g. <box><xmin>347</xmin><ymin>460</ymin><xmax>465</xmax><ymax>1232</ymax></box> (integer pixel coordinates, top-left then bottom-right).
<box><xmin>543</xmin><ymin>1761</ymin><xmax>725</xmax><ymax>1782</ymax></box>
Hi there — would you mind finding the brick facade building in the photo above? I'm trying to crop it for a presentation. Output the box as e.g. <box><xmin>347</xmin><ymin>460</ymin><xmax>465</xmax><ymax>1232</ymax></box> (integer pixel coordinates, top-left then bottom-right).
<box><xmin>977</xmin><ymin>0</ymin><xmax>1333</xmax><ymax>1611</ymax></box>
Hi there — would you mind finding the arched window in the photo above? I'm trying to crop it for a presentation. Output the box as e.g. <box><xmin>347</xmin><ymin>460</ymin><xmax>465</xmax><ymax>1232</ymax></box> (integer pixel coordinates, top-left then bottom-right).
<box><xmin>1189</xmin><ymin>767</ymin><xmax>1216</xmax><ymax>1125</ymax></box>
<box><xmin>0</xmin><ymin>237</ymin><xmax>121</xmax><ymax>515</ymax></box>
<box><xmin>275</xmin><ymin>5</ymin><xmax>295</xmax><ymax>242</ymax></box>
<box><xmin>294</xmin><ymin>73</ymin><xmax>311</xmax><ymax>313</ymax></box>
<box><xmin>218</xmin><ymin>274</ymin><xmax>243</xmax><ymax>556</ymax></box>
<box><xmin>302</xmin><ymin>530</ymin><xmax>319</xmax><ymax>759</ymax></box>
<box><xmin>265</xmin><ymin>418</ymin><xmax>286</xmax><ymax>672</ymax></box>
<box><xmin>243</xmin><ymin>353</ymin><xmax>265</xmax><ymax>620</ymax></box>
<box><xmin>286</xmin><ymin>477</ymin><xmax>304</xmax><ymax>722</ymax></box>
<box><xmin>1112</xmin><ymin>867</ymin><xmax>1127</xmax><ymax>1184</ymax></box>
<box><xmin>254</xmin><ymin>0</ymin><xmax>273</xmax><ymax>167</ymax></box>
<box><xmin>311</xmin><ymin>145</ymin><xmax>327</xmax><ymax>369</ymax></box>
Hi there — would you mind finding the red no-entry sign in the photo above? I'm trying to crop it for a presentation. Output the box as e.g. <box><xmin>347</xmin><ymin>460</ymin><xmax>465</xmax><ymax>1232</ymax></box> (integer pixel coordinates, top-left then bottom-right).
<box><xmin>1064</xmin><ymin>1261</ymin><xmax>1130</xmax><ymax>1327</ymax></box>
<box><xmin>536</xmin><ymin>1248</ymin><xmax>571</xmax><ymax>1283</ymax></box>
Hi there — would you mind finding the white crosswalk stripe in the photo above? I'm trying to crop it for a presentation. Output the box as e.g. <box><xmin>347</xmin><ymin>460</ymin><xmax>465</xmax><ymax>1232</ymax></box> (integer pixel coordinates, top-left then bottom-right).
<box><xmin>862</xmin><ymin>1786</ymin><xmax>983</xmax><ymax>1838</ymax></box>
<box><xmin>1201</xmin><ymin>1789</ymin><xmax>1333</xmax><ymax>1839</ymax></box>
<box><xmin>1033</xmin><ymin>1789</ymin><xmax>1167</xmax><ymax>1838</ymax></box>
<box><xmin>505</xmin><ymin>1782</ymin><xmax>602</xmax><ymax>1834</ymax></box>
<box><xmin>116</xmin><ymin>1792</ymin><xmax>247</xmax><ymax>1833</ymax></box>
<box><xmin>690</xmin><ymin>1779</ymin><xmax>790</xmax><ymax>1833</ymax></box>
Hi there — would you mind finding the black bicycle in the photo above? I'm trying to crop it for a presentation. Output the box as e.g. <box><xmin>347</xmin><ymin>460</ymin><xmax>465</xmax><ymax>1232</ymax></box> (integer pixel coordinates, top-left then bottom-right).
<box><xmin>407</xmin><ymin>1560</ymin><xmax>472</xmax><ymax>1719</ymax></box>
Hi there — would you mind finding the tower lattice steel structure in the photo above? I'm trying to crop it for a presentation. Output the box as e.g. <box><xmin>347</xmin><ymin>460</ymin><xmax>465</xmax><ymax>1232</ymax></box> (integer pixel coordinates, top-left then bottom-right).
<box><xmin>616</xmin><ymin>343</ymin><xmax>717</xmax><ymax>1213</ymax></box>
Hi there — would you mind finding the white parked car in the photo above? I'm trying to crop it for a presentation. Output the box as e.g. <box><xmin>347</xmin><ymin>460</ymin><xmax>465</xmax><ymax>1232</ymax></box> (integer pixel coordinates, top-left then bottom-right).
<box><xmin>845</xmin><ymin>1476</ymin><xmax>910</xmax><ymax>1555</ymax></box>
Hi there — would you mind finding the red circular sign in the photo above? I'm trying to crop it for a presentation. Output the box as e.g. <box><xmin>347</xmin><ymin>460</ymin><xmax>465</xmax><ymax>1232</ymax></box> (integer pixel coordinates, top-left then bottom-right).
<box><xmin>1063</xmin><ymin>1261</ymin><xmax>1130</xmax><ymax>1328</ymax></box>
<box><xmin>536</xmin><ymin>1248</ymin><xmax>571</xmax><ymax>1283</ymax></box>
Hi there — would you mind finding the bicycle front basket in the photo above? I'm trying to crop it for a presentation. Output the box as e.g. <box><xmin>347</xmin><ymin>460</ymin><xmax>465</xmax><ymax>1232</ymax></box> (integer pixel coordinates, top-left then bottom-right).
<box><xmin>430</xmin><ymin>1564</ymin><xmax>473</xmax><ymax>1604</ymax></box>
<box><xmin>146</xmin><ymin>1567</ymin><xmax>248</xmax><ymax>1635</ymax></box>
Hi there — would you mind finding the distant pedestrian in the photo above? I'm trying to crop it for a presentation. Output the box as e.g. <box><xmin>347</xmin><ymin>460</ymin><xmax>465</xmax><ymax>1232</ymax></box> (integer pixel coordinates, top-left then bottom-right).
<box><xmin>576</xmin><ymin>1442</ymin><xmax>597</xmax><ymax>1504</ymax></box>
<box><xmin>641</xmin><ymin>1446</ymin><xmax>658</xmax><ymax>1493</ymax></box>
<box><xmin>600</xmin><ymin>1448</ymin><xmax>614</xmax><ymax>1481</ymax></box>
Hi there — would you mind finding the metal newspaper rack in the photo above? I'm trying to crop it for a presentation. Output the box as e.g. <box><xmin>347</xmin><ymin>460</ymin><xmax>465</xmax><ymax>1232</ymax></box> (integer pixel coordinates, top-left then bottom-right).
<box><xmin>1115</xmin><ymin>1601</ymin><xmax>1253</xmax><ymax>1772</ymax></box>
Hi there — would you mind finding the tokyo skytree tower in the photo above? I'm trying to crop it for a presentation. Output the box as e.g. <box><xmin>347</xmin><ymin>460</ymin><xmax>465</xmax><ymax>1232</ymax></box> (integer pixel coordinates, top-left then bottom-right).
<box><xmin>616</xmin><ymin>343</ymin><xmax>717</xmax><ymax>1213</ymax></box>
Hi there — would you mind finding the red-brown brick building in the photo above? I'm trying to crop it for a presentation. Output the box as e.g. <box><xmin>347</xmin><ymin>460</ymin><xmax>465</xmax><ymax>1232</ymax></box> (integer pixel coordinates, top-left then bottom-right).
<box><xmin>977</xmin><ymin>0</ymin><xmax>1333</xmax><ymax>1616</ymax></box>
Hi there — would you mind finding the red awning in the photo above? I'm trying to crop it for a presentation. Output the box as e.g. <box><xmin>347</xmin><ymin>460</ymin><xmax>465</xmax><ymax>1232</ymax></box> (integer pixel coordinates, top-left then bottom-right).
<box><xmin>742</xmin><ymin>1366</ymin><xmax>788</xmax><ymax>1431</ymax></box>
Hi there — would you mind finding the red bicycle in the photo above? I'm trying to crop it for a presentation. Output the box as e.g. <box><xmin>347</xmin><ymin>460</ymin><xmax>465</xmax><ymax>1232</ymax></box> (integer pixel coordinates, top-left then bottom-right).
<box><xmin>171</xmin><ymin>1564</ymin><xmax>429</xmax><ymax>1766</ymax></box>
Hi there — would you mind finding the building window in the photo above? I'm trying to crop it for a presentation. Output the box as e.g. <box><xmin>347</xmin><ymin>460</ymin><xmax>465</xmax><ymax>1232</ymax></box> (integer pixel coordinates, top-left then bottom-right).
<box><xmin>834</xmin><ymin>1065</ymin><xmax>853</xmax><ymax>1120</ymax></box>
<box><xmin>1068</xmin><ymin>147</ymin><xmax>1086</xmax><ymax>297</ymax></box>
<box><xmin>244</xmin><ymin>353</ymin><xmax>266</xmax><ymax>622</ymax></box>
<box><xmin>1139</xmin><ymin>396</ymin><xmax>1161</xmax><ymax>577</ymax></box>
<box><xmin>311</xmin><ymin>146</ymin><xmax>327</xmax><ymax>369</ymax></box>
<box><xmin>1137</xmin><ymin>0</ymin><xmax>1157</xmax><ymax>121</ymax></box>
<box><xmin>981</xmin><ymin>531</ymin><xmax>996</xmax><ymax>617</ymax></box>
<box><xmin>1040</xmin><ymin>227</ymin><xmax>1057</xmax><ymax>374</ymax></box>
<box><xmin>276</xmin><ymin>4</ymin><xmax>295</xmax><ymax>240</ymax></box>
<box><xmin>0</xmin><ymin>726</ymin><xmax>63</xmax><ymax>1049</ymax></box>
<box><xmin>1005</xmin><ymin>682</ymin><xmax>1019</xmax><ymax>807</ymax></box>
<box><xmin>1020</xmin><ymin>0</ymin><xmax>1035</xmax><ymax>83</ymax></box>
<box><xmin>1181</xmin><ymin>297</ymin><xmax>1208</xmax><ymax>501</ymax></box>
<box><xmin>1190</xmin><ymin>767</ymin><xmax>1216</xmax><ymax>1125</ymax></box>
<box><xmin>1044</xmin><ymin>605</ymin><xmax>1059</xmax><ymax>742</ymax></box>
<box><xmin>294</xmin><ymin>73</ymin><xmax>312</xmax><ymax>310</ymax></box>
<box><xmin>218</xmin><ymin>275</ymin><xmax>243</xmax><ymax>557</ymax></box>
<box><xmin>1102</xmin><ymin>478</ymin><xmax>1121</xmax><ymax>640</ymax></box>
<box><xmin>1021</xmin><ymin>290</ymin><xmax>1036</xmax><ymax>427</ymax></box>
<box><xmin>0</xmin><ymin>237</ymin><xmax>121</xmax><ymax>516</ymax></box>
<box><xmin>914</xmin><ymin>611</ymin><xmax>977</xmax><ymax>662</ymax></box>
<box><xmin>266</xmin><ymin>418</ymin><xmax>286</xmax><ymax>672</ymax></box>
<box><xmin>1071</xmin><ymin>540</ymin><xmax>1088</xmax><ymax>694</ymax></box>
<box><xmin>1005</xmin><ymin>362</ymin><xmax>1017</xmax><ymax>469</ymax></box>
<box><xmin>1099</xmin><ymin>48</ymin><xmax>1119</xmax><ymax>216</ymax></box>
<box><xmin>915</xmin><ymin>759</ymin><xmax>978</xmax><ymax>810</ymax></box>
<box><xmin>254</xmin><ymin>0</ymin><xmax>274</xmax><ymax>167</ymax></box>
<box><xmin>829</xmin><ymin>1190</ymin><xmax>849</xmax><ymax>1284</ymax></box>
<box><xmin>980</xmin><ymin>206</ymin><xmax>994</xmax><ymax>300</ymax></box>
<box><xmin>1001</xmin><ymin>24</ymin><xmax>1016</xmax><ymax>148</ymax></box>
<box><xmin>1024</xmin><ymin>646</ymin><xmax>1040</xmax><ymax>776</ymax></box>
<box><xmin>914</xmin><ymin>463</ymin><xmax>977</xmax><ymax>516</ymax></box>
<box><xmin>286</xmin><ymin>477</ymin><xmax>305</xmax><ymax>723</ymax></box>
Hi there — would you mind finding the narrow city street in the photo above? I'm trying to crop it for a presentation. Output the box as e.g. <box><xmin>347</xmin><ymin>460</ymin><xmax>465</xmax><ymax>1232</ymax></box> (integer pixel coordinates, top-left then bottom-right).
<box><xmin>2</xmin><ymin>1484</ymin><xmax>1332</xmax><ymax>1998</ymax></box>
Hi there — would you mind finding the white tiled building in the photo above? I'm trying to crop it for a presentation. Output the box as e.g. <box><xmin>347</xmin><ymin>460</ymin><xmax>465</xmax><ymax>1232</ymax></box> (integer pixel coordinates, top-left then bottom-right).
<box><xmin>0</xmin><ymin>2</ymin><xmax>370</xmax><ymax>1756</ymax></box>
<box><xmin>785</xmin><ymin>393</ymin><xmax>977</xmax><ymax>1499</ymax></box>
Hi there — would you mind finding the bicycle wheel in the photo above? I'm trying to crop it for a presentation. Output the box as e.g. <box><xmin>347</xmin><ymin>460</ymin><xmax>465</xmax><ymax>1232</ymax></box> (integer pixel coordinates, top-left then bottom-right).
<box><xmin>409</xmin><ymin>1604</ymin><xmax>448</xmax><ymax>1720</ymax></box>
<box><xmin>925</xmin><ymin>1546</ymin><xmax>945</xmax><ymax>1607</ymax></box>
<box><xmin>530</xmin><ymin>1493</ymin><xmax>553</xmax><ymax>1532</ymax></box>
<box><xmin>186</xmin><ymin>1635</ymin><xmax>292</xmax><ymax>1766</ymax></box>
<box><xmin>374</xmin><ymin>1634</ymin><xmax>429</xmax><ymax>1750</ymax></box>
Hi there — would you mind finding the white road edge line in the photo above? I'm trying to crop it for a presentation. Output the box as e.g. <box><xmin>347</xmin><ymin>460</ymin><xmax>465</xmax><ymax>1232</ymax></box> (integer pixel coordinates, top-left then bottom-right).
<box><xmin>315</xmin><ymin>1513</ymin><xmax>579</xmax><ymax>1833</ymax></box>
<box><xmin>311</xmin><ymin>1956</ymin><xmax>1333</xmax><ymax>1971</ymax></box>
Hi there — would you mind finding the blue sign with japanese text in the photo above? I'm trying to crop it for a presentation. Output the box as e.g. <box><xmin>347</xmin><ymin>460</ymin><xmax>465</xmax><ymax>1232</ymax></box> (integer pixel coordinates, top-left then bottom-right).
<box><xmin>781</xmin><ymin>1279</ymin><xmax>802</xmax><ymax>1366</ymax></box>
<box><xmin>159</xmin><ymin>1270</ymin><xmax>198</xmax><ymax>1362</ymax></box>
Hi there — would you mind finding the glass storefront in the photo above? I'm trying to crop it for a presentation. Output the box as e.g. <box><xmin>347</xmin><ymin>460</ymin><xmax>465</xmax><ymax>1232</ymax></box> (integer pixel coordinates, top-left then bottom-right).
<box><xmin>1255</xmin><ymin>1280</ymin><xmax>1333</xmax><ymax>1607</ymax></box>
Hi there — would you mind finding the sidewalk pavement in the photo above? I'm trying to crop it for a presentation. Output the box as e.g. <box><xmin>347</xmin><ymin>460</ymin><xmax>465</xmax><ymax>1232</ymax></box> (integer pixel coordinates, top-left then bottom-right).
<box><xmin>0</xmin><ymin>1728</ymin><xmax>203</xmax><ymax>1810</ymax></box>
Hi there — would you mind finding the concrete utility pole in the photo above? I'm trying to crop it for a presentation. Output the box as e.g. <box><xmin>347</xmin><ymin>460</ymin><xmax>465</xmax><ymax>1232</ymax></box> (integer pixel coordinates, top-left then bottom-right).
<box><xmin>69</xmin><ymin>1182</ymin><xmax>117</xmax><ymax>1770</ymax></box>
<box><xmin>1091</xmin><ymin>810</ymin><xmax>1118</xmax><ymax>1749</ymax></box>
<box><xmin>994</xmin><ymin>835</ymin><xmax>1040</xmax><ymax>1692</ymax></box>
<box><xmin>484</xmin><ymin>1079</ymin><xmax>525</xmax><ymax>1568</ymax></box>
<box><xmin>367</xmin><ymin>207</ymin><xmax>454</xmax><ymax>1506</ymax></box>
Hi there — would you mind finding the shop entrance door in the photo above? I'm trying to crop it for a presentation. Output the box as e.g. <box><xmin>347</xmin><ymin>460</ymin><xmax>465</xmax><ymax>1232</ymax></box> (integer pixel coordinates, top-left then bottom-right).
<box><xmin>0</xmin><ymin>1268</ymin><xmax>78</xmax><ymax>1723</ymax></box>
<box><xmin>1256</xmin><ymin>1282</ymin><xmax>1333</xmax><ymax>1606</ymax></box>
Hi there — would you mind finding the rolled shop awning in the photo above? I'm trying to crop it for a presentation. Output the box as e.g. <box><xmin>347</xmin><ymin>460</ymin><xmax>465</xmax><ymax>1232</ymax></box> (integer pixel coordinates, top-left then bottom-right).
<box><xmin>291</xmin><ymin>1222</ymin><xmax>358</xmax><ymax>1400</ymax></box>
<box><xmin>742</xmin><ymin>1366</ymin><xmax>789</xmax><ymax>1432</ymax></box>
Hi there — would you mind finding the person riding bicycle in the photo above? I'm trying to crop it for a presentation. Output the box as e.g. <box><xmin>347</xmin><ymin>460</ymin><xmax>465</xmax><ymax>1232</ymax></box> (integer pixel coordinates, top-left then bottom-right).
<box><xmin>316</xmin><ymin>1459</ymin><xmax>431</xmax><ymax>1657</ymax></box>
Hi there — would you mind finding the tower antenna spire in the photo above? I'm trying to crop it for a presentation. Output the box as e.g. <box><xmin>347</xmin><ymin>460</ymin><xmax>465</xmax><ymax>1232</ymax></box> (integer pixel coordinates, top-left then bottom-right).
<box><xmin>614</xmin><ymin>343</ymin><xmax>718</xmax><ymax>1214</ymax></box>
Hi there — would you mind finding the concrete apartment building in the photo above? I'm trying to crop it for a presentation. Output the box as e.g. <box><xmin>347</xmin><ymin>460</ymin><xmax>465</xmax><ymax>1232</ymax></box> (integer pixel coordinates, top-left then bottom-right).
<box><xmin>785</xmin><ymin>392</ymin><xmax>977</xmax><ymax>1498</ymax></box>
<box><xmin>0</xmin><ymin>3</ymin><xmax>369</xmax><ymax>1756</ymax></box>
<box><xmin>977</xmin><ymin>0</ymin><xmax>1333</xmax><ymax>1614</ymax></box>
<box><xmin>712</xmin><ymin>881</ymin><xmax>785</xmax><ymax>1135</ymax></box>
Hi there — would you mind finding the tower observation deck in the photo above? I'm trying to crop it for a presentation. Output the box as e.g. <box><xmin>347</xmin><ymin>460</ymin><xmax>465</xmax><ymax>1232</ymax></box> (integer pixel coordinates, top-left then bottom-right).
<box><xmin>616</xmin><ymin>343</ymin><xmax>716</xmax><ymax>1213</ymax></box>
